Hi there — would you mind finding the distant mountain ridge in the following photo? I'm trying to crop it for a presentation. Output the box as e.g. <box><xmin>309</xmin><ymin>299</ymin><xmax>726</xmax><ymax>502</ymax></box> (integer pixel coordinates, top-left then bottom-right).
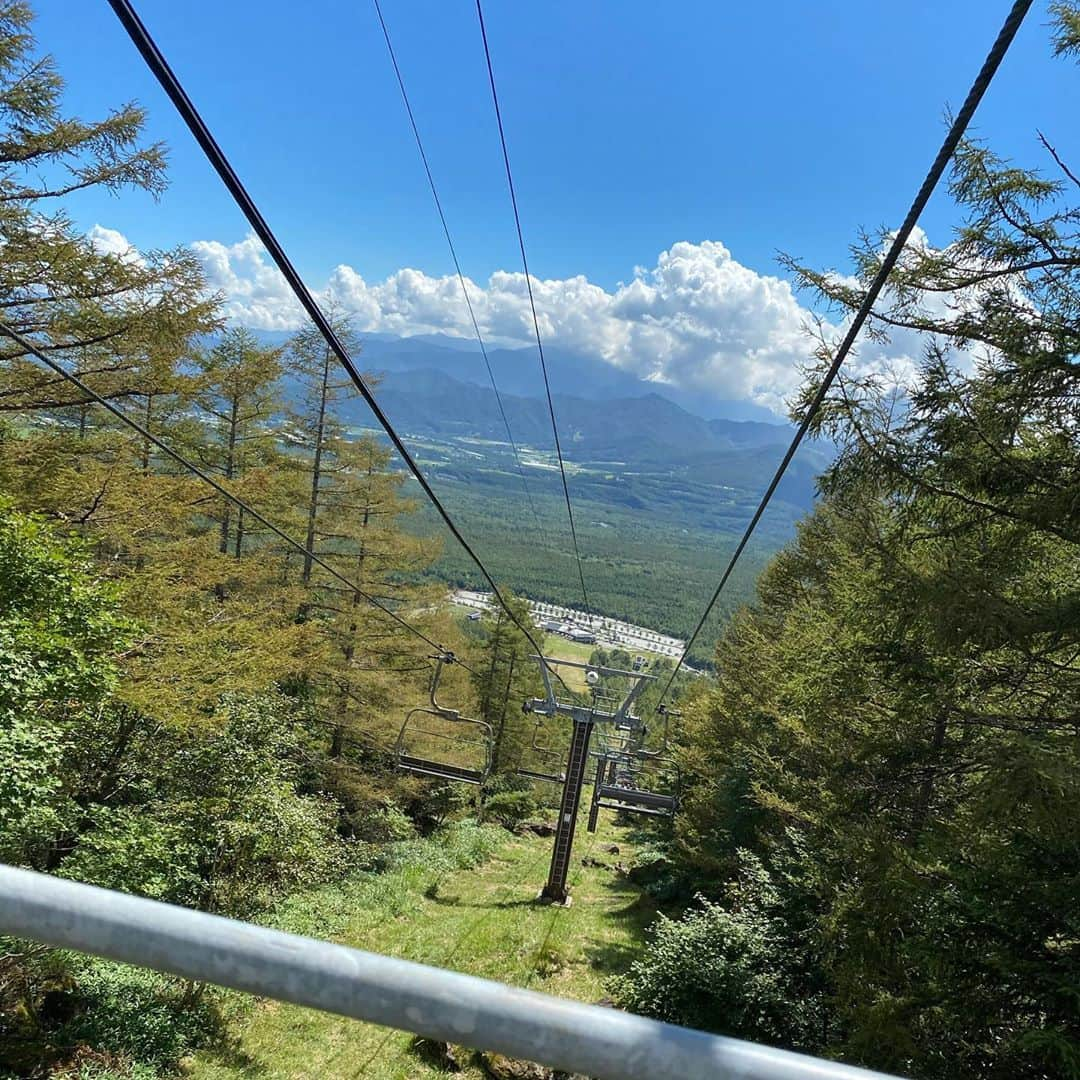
<box><xmin>366</xmin><ymin>367</ymin><xmax>790</xmax><ymax>460</ymax></box>
<box><xmin>259</xmin><ymin>328</ymin><xmax>825</xmax><ymax>514</ymax></box>
<box><xmin>253</xmin><ymin>329</ymin><xmax>780</xmax><ymax>423</ymax></box>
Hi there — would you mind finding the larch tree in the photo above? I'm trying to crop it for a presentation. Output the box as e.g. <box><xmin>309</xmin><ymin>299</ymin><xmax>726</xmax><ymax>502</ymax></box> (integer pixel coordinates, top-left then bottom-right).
<box><xmin>194</xmin><ymin>327</ymin><xmax>285</xmax><ymax>557</ymax></box>
<box><xmin>471</xmin><ymin>593</ymin><xmax>544</xmax><ymax>775</ymax></box>
<box><xmin>285</xmin><ymin>314</ymin><xmax>356</xmax><ymax>586</ymax></box>
<box><xmin>0</xmin><ymin>2</ymin><xmax>218</xmax><ymax>416</ymax></box>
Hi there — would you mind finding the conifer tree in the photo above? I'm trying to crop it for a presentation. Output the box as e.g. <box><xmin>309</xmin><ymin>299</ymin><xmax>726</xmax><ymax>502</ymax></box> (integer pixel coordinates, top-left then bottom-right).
<box><xmin>0</xmin><ymin>2</ymin><xmax>217</xmax><ymax>414</ymax></box>
<box><xmin>471</xmin><ymin>594</ymin><xmax>543</xmax><ymax>774</ymax></box>
<box><xmin>647</xmin><ymin>9</ymin><xmax>1080</xmax><ymax>1074</ymax></box>
<box><xmin>194</xmin><ymin>327</ymin><xmax>285</xmax><ymax>556</ymax></box>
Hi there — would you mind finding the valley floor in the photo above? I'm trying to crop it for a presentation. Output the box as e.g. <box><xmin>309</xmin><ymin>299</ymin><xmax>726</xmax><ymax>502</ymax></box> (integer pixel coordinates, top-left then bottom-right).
<box><xmin>189</xmin><ymin>816</ymin><xmax>654</xmax><ymax>1080</ymax></box>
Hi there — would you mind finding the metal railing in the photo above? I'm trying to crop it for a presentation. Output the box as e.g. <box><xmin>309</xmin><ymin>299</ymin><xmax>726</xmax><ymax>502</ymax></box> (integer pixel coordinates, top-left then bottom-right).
<box><xmin>0</xmin><ymin>865</ymin><xmax>902</xmax><ymax>1080</ymax></box>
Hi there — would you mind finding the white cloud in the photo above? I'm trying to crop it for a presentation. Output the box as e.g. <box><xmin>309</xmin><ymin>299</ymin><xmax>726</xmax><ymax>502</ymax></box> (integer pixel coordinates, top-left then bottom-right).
<box><xmin>94</xmin><ymin>225</ymin><xmax>962</xmax><ymax>415</ymax></box>
<box><xmin>87</xmin><ymin>224</ymin><xmax>144</xmax><ymax>266</ymax></box>
<box><xmin>189</xmin><ymin>234</ymin><xmax>304</xmax><ymax>330</ymax></box>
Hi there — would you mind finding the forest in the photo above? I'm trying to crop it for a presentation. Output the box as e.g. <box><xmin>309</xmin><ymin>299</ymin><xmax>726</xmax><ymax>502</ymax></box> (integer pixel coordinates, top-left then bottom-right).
<box><xmin>1</xmin><ymin>1</ymin><xmax>1079</xmax><ymax>1079</ymax></box>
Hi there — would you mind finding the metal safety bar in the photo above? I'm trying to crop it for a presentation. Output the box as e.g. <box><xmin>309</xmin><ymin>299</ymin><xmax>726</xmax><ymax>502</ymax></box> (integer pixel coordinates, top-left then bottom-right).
<box><xmin>0</xmin><ymin>866</ymin><xmax>902</xmax><ymax>1080</ymax></box>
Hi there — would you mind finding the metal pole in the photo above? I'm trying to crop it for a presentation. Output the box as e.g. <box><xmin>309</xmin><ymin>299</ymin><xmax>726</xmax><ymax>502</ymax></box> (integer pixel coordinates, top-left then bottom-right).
<box><xmin>541</xmin><ymin>716</ymin><xmax>593</xmax><ymax>903</ymax></box>
<box><xmin>588</xmin><ymin>757</ymin><xmax>605</xmax><ymax>833</ymax></box>
<box><xmin>0</xmin><ymin>865</ymin><xmax>902</xmax><ymax>1080</ymax></box>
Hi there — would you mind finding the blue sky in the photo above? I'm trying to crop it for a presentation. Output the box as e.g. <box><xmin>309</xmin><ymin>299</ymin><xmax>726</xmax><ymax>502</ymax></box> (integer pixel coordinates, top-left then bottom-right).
<box><xmin>34</xmin><ymin>0</ymin><xmax>1077</xmax><ymax>411</ymax></box>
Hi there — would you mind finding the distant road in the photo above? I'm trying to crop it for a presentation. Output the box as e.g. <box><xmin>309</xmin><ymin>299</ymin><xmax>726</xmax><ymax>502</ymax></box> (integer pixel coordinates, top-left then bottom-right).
<box><xmin>450</xmin><ymin>589</ymin><xmax>688</xmax><ymax>662</ymax></box>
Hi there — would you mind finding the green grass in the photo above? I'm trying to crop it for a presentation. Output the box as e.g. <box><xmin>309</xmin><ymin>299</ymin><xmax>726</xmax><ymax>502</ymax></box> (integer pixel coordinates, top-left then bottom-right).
<box><xmin>188</xmin><ymin>814</ymin><xmax>653</xmax><ymax>1079</ymax></box>
<box><xmin>540</xmin><ymin>634</ymin><xmax>600</xmax><ymax>693</ymax></box>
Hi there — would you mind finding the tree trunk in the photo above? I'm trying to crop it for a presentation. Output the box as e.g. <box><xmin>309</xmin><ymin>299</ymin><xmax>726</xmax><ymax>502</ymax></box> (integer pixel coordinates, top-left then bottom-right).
<box><xmin>220</xmin><ymin>391</ymin><xmax>239</xmax><ymax>554</ymax></box>
<box><xmin>140</xmin><ymin>392</ymin><xmax>153</xmax><ymax>473</ymax></box>
<box><xmin>302</xmin><ymin>346</ymin><xmax>332</xmax><ymax>584</ymax></box>
<box><xmin>908</xmin><ymin>713</ymin><xmax>948</xmax><ymax>843</ymax></box>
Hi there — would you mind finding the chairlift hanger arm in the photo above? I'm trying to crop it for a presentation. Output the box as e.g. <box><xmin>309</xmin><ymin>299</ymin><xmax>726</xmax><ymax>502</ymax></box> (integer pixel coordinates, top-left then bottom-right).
<box><xmin>427</xmin><ymin>652</ymin><xmax>461</xmax><ymax>719</ymax></box>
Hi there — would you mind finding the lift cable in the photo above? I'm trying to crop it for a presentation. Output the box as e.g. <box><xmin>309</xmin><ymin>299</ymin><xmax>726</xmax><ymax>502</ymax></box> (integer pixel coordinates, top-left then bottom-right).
<box><xmin>372</xmin><ymin>0</ymin><xmax>544</xmax><ymax>537</ymax></box>
<box><xmin>106</xmin><ymin>0</ymin><xmax>555</xmax><ymax>675</ymax></box>
<box><xmin>475</xmin><ymin>0</ymin><xmax>591</xmax><ymax>617</ymax></box>
<box><xmin>653</xmin><ymin>0</ymin><xmax>1035</xmax><ymax>710</ymax></box>
<box><xmin>0</xmin><ymin>319</ymin><xmax>478</xmax><ymax>676</ymax></box>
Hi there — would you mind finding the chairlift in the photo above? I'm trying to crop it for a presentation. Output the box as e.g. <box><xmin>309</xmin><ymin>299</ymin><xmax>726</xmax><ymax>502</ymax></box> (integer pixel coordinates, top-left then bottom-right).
<box><xmin>633</xmin><ymin>703</ymin><xmax>680</xmax><ymax>759</ymax></box>
<box><xmin>586</xmin><ymin>752</ymin><xmax>681</xmax><ymax>831</ymax></box>
<box><xmin>516</xmin><ymin>715</ymin><xmax>567</xmax><ymax>785</ymax></box>
<box><xmin>396</xmin><ymin>653</ymin><xmax>493</xmax><ymax>784</ymax></box>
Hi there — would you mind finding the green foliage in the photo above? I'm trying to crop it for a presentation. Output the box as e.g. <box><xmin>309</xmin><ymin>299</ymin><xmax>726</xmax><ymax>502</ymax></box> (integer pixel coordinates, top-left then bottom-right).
<box><xmin>471</xmin><ymin>592</ymin><xmax>544</xmax><ymax>776</ymax></box>
<box><xmin>52</xmin><ymin>960</ymin><xmax>221</xmax><ymax>1074</ymax></box>
<box><xmin>267</xmin><ymin>821</ymin><xmax>505</xmax><ymax>937</ymax></box>
<box><xmin>358</xmin><ymin>805</ymin><xmax>417</xmax><ymax>844</ymax></box>
<box><xmin>611</xmin><ymin>860</ymin><xmax>828</xmax><ymax>1051</ymax></box>
<box><xmin>61</xmin><ymin>695</ymin><xmax>347</xmax><ymax>919</ymax></box>
<box><xmin>0</xmin><ymin>502</ymin><xmax>131</xmax><ymax>865</ymax></box>
<box><xmin>408</xmin><ymin>479</ymin><xmax>768</xmax><ymax>665</ymax></box>
<box><xmin>380</xmin><ymin>820</ymin><xmax>505</xmax><ymax>875</ymax></box>
<box><xmin>666</xmin><ymin>19</ymin><xmax>1080</xmax><ymax>1075</ymax></box>
<box><xmin>479</xmin><ymin>791</ymin><xmax>537</xmax><ymax>829</ymax></box>
<box><xmin>0</xmin><ymin>0</ymin><xmax>217</xmax><ymax>413</ymax></box>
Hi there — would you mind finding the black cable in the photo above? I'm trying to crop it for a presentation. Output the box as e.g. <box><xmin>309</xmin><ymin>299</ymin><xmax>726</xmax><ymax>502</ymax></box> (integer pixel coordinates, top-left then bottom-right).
<box><xmin>474</xmin><ymin>0</ymin><xmax>591</xmax><ymax>617</ymax></box>
<box><xmin>372</xmin><ymin>0</ymin><xmax>544</xmax><ymax>538</ymax></box>
<box><xmin>0</xmin><ymin>319</ymin><xmax>475</xmax><ymax>674</ymax></box>
<box><xmin>105</xmin><ymin>0</ymin><xmax>554</xmax><ymax>673</ymax></box>
<box><xmin>654</xmin><ymin>0</ymin><xmax>1035</xmax><ymax>709</ymax></box>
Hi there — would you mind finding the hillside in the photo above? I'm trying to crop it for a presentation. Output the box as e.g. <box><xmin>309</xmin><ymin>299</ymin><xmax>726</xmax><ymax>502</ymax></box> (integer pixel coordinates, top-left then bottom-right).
<box><xmin>189</xmin><ymin>815</ymin><xmax>654</xmax><ymax>1080</ymax></box>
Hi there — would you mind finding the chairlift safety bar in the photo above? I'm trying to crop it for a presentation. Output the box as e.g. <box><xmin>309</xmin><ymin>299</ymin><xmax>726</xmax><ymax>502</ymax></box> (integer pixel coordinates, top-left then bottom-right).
<box><xmin>0</xmin><ymin>865</ymin><xmax>903</xmax><ymax>1080</ymax></box>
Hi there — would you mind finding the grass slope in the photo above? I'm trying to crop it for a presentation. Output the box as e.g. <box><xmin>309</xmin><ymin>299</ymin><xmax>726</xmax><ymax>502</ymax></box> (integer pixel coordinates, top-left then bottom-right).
<box><xmin>190</xmin><ymin>816</ymin><xmax>653</xmax><ymax>1079</ymax></box>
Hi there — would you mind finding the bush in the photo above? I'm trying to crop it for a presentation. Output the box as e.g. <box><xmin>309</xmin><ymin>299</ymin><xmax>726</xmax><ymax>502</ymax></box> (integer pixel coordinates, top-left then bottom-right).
<box><xmin>53</xmin><ymin>959</ymin><xmax>221</xmax><ymax>1073</ymax></box>
<box><xmin>625</xmin><ymin>844</ymin><xmax>688</xmax><ymax>903</ymax></box>
<box><xmin>609</xmin><ymin>855</ymin><xmax>830</xmax><ymax>1053</ymax></box>
<box><xmin>480</xmin><ymin>790</ymin><xmax>537</xmax><ymax>829</ymax></box>
<box><xmin>364</xmin><ymin>805</ymin><xmax>417</xmax><ymax>844</ymax></box>
<box><xmin>376</xmin><ymin>819</ymin><xmax>503</xmax><ymax>874</ymax></box>
<box><xmin>437</xmin><ymin>820</ymin><xmax>505</xmax><ymax>869</ymax></box>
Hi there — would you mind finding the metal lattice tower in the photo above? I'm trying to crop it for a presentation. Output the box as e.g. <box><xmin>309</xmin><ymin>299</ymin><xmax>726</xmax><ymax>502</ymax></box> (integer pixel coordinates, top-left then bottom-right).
<box><xmin>524</xmin><ymin>657</ymin><xmax>654</xmax><ymax>903</ymax></box>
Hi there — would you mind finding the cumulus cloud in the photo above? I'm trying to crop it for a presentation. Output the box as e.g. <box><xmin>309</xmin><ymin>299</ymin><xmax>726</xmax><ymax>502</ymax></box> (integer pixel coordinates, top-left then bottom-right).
<box><xmin>190</xmin><ymin>234</ymin><xmax>304</xmax><ymax>330</ymax></box>
<box><xmin>87</xmin><ymin>224</ymin><xmax>144</xmax><ymax>265</ymax></box>
<box><xmin>94</xmin><ymin>225</ymin><xmax>957</xmax><ymax>415</ymax></box>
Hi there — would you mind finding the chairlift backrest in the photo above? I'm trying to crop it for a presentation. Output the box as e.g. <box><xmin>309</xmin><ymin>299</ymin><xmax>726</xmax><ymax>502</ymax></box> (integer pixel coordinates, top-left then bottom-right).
<box><xmin>587</xmin><ymin>752</ymin><xmax>681</xmax><ymax>830</ymax></box>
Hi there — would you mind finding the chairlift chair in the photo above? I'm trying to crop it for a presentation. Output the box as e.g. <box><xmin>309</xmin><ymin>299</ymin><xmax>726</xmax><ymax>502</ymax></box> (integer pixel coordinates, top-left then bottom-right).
<box><xmin>587</xmin><ymin>753</ymin><xmax>681</xmax><ymax>832</ymax></box>
<box><xmin>516</xmin><ymin>715</ymin><xmax>568</xmax><ymax>785</ymax></box>
<box><xmin>396</xmin><ymin>654</ymin><xmax>493</xmax><ymax>785</ymax></box>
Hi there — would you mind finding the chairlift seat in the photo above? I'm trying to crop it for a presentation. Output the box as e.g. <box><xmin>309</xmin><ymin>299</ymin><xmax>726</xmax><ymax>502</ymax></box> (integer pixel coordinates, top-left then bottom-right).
<box><xmin>400</xmin><ymin>755</ymin><xmax>486</xmax><ymax>785</ymax></box>
<box><xmin>516</xmin><ymin>767</ymin><xmax>567</xmax><ymax>784</ymax></box>
<box><xmin>597</xmin><ymin>783</ymin><xmax>677</xmax><ymax>813</ymax></box>
<box><xmin>395</xmin><ymin>656</ymin><xmax>493</xmax><ymax>785</ymax></box>
<box><xmin>596</xmin><ymin>801</ymin><xmax>672</xmax><ymax>817</ymax></box>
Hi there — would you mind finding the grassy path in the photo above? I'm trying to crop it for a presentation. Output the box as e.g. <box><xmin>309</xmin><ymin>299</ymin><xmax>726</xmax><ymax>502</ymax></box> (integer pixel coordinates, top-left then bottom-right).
<box><xmin>189</xmin><ymin>816</ymin><xmax>653</xmax><ymax>1079</ymax></box>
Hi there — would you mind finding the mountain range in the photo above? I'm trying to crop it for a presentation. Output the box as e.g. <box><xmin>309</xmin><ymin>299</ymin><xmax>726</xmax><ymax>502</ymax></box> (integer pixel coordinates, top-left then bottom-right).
<box><xmin>250</xmin><ymin>329</ymin><xmax>826</xmax><ymax>637</ymax></box>
<box><xmin>255</xmin><ymin>329</ymin><xmax>781</xmax><ymax>423</ymax></box>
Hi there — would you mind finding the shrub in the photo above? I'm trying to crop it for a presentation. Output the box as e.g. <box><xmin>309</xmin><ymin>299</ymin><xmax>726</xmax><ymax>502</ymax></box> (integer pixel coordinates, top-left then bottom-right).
<box><xmin>53</xmin><ymin>959</ymin><xmax>221</xmax><ymax>1073</ymax></box>
<box><xmin>480</xmin><ymin>790</ymin><xmax>537</xmax><ymax>829</ymax></box>
<box><xmin>609</xmin><ymin>855</ymin><xmax>830</xmax><ymax>1053</ymax></box>
<box><xmin>438</xmin><ymin>820</ymin><xmax>505</xmax><ymax>869</ymax></box>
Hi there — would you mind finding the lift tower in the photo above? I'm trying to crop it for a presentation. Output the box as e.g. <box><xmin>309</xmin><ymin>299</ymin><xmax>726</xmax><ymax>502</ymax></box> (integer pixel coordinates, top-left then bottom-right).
<box><xmin>524</xmin><ymin>657</ymin><xmax>654</xmax><ymax>904</ymax></box>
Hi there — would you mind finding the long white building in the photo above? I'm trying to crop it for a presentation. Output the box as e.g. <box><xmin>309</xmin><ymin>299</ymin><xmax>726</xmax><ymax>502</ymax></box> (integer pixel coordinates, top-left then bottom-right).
<box><xmin>450</xmin><ymin>589</ymin><xmax>687</xmax><ymax>661</ymax></box>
